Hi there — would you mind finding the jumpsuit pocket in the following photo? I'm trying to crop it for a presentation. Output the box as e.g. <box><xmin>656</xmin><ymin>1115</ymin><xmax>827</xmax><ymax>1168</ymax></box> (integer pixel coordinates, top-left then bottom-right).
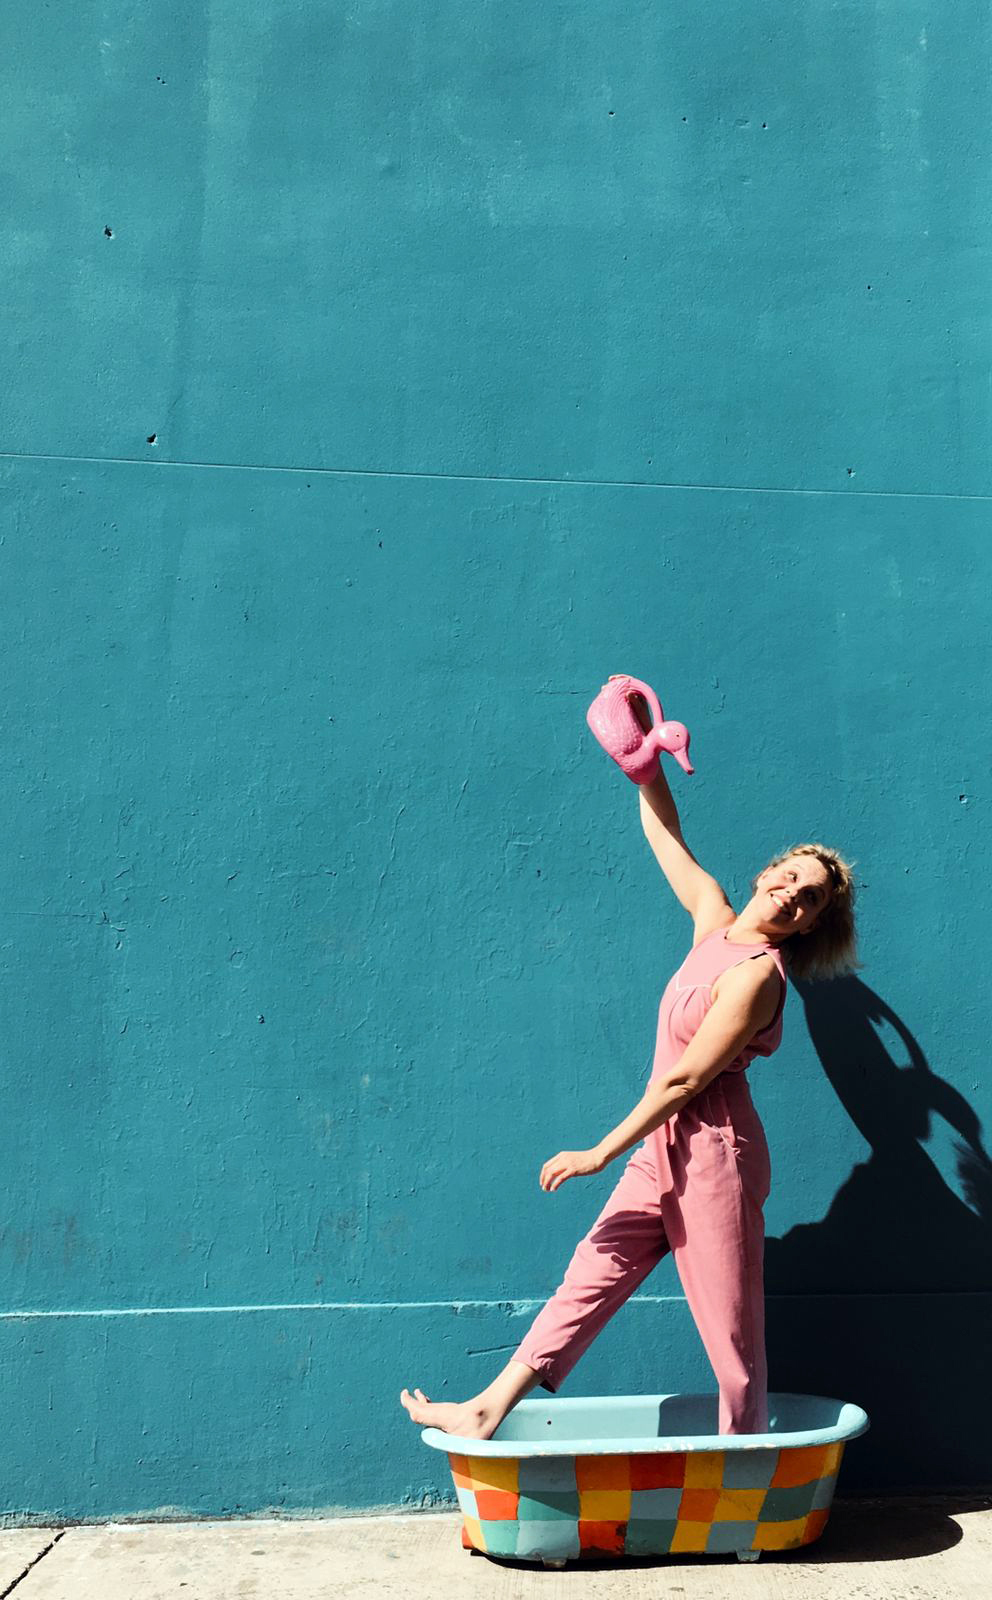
<box><xmin>713</xmin><ymin>1122</ymin><xmax>740</xmax><ymax>1158</ymax></box>
<box><xmin>704</xmin><ymin>1080</ymin><xmax>742</xmax><ymax>1158</ymax></box>
<box><xmin>707</xmin><ymin>1092</ymin><xmax>772</xmax><ymax>1207</ymax></box>
<box><xmin>721</xmin><ymin>1125</ymin><xmax>772</xmax><ymax>1207</ymax></box>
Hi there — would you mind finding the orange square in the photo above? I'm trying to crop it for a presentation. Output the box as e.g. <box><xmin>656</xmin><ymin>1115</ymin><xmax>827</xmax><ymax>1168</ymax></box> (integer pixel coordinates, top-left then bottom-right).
<box><xmin>804</xmin><ymin>1508</ymin><xmax>830</xmax><ymax>1542</ymax></box>
<box><xmin>771</xmin><ymin>1445</ymin><xmax>827</xmax><ymax>1487</ymax></box>
<box><xmin>713</xmin><ymin>1488</ymin><xmax>766</xmax><ymax>1521</ymax></box>
<box><xmin>670</xmin><ymin>1520</ymin><xmax>710</xmax><ymax>1553</ymax></box>
<box><xmin>580</xmin><ymin>1489</ymin><xmax>631</xmax><ymax>1521</ymax></box>
<box><xmin>466</xmin><ymin>1457</ymin><xmax>518</xmax><ymax>1492</ymax></box>
<box><xmin>823</xmin><ymin>1443</ymin><xmax>844</xmax><ymax>1475</ymax></box>
<box><xmin>461</xmin><ymin>1516</ymin><xmax>483</xmax><ymax>1551</ymax></box>
<box><xmin>684</xmin><ymin>1451</ymin><xmax>724</xmax><ymax>1489</ymax></box>
<box><xmin>578</xmin><ymin>1518</ymin><xmax>628</xmax><ymax>1554</ymax></box>
<box><xmin>630</xmin><ymin>1452</ymin><xmax>687</xmax><ymax>1490</ymax></box>
<box><xmin>448</xmin><ymin>1454</ymin><xmax>472</xmax><ymax>1488</ymax></box>
<box><xmin>576</xmin><ymin>1454</ymin><xmax>631</xmax><ymax>1489</ymax></box>
<box><xmin>678</xmin><ymin>1486</ymin><xmax>720</xmax><ymax>1522</ymax></box>
<box><xmin>753</xmin><ymin>1515</ymin><xmax>808</xmax><ymax>1550</ymax></box>
<box><xmin>474</xmin><ymin>1488</ymin><xmax>518</xmax><ymax>1521</ymax></box>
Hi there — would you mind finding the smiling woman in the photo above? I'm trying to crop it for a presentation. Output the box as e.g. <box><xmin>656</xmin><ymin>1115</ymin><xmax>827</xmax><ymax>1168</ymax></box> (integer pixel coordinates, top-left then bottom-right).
<box><xmin>401</xmin><ymin>677</ymin><xmax>860</xmax><ymax>1452</ymax></box>
<box><xmin>744</xmin><ymin>844</ymin><xmax>860</xmax><ymax>981</ymax></box>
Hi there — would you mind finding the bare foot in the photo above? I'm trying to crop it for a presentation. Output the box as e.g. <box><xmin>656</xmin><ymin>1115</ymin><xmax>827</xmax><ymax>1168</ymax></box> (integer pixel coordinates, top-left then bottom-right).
<box><xmin>399</xmin><ymin>1386</ymin><xmax>501</xmax><ymax>1440</ymax></box>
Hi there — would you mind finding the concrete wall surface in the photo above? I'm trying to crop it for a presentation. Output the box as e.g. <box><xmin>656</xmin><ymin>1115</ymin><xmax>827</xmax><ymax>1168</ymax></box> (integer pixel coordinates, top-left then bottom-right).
<box><xmin>0</xmin><ymin>0</ymin><xmax>989</xmax><ymax>1518</ymax></box>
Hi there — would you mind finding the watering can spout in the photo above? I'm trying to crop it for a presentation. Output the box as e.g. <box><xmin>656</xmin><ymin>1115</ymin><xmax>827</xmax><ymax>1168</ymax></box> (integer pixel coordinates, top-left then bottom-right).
<box><xmin>657</xmin><ymin>721</ymin><xmax>694</xmax><ymax>776</ymax></box>
<box><xmin>669</xmin><ymin>737</ymin><xmax>694</xmax><ymax>776</ymax></box>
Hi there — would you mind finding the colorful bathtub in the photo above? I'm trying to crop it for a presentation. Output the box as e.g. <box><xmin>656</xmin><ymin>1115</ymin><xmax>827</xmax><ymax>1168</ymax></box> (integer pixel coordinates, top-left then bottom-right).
<box><xmin>421</xmin><ymin>1391</ymin><xmax>869</xmax><ymax>1566</ymax></box>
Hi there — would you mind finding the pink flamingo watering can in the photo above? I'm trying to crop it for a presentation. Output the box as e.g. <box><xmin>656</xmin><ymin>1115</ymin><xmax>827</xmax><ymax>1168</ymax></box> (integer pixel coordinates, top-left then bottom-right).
<box><xmin>586</xmin><ymin>675</ymin><xmax>694</xmax><ymax>784</ymax></box>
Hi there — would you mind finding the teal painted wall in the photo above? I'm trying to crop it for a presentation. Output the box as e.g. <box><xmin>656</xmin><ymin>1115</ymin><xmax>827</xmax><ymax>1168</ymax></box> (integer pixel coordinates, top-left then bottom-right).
<box><xmin>1</xmin><ymin>1</ymin><xmax>990</xmax><ymax>1518</ymax></box>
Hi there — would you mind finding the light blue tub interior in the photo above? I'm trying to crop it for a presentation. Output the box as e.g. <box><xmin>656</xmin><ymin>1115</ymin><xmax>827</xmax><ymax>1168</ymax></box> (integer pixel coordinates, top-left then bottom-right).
<box><xmin>421</xmin><ymin>1391</ymin><xmax>870</xmax><ymax>1457</ymax></box>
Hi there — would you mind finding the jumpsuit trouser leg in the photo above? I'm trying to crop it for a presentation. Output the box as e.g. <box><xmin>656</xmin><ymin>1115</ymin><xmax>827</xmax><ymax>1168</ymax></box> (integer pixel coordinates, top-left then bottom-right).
<box><xmin>656</xmin><ymin>1101</ymin><xmax>772</xmax><ymax>1435</ymax></box>
<box><xmin>511</xmin><ymin>1143</ymin><xmax>670</xmax><ymax>1393</ymax></box>
<box><xmin>511</xmin><ymin>1088</ymin><xmax>771</xmax><ymax>1435</ymax></box>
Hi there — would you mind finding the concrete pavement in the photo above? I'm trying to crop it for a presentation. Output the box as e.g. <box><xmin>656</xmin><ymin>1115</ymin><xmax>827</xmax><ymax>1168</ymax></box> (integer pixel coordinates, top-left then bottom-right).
<box><xmin>1</xmin><ymin>1496</ymin><xmax>989</xmax><ymax>1598</ymax></box>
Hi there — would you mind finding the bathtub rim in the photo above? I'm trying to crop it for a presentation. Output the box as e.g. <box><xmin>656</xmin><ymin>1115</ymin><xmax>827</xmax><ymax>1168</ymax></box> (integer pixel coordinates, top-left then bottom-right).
<box><xmin>420</xmin><ymin>1390</ymin><xmax>870</xmax><ymax>1458</ymax></box>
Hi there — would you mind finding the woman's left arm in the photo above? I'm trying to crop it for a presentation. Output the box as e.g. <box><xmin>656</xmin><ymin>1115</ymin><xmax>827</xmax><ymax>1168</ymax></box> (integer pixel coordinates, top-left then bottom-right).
<box><xmin>539</xmin><ymin>962</ymin><xmax>781</xmax><ymax>1192</ymax></box>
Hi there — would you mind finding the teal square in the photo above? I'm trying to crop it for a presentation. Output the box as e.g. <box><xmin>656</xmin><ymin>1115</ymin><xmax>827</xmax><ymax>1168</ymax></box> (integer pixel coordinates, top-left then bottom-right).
<box><xmin>760</xmin><ymin>1482</ymin><xmax>819</xmax><ymax>1522</ymax></box>
<box><xmin>517</xmin><ymin>1491</ymin><xmax>580</xmax><ymax>1522</ymax></box>
<box><xmin>811</xmin><ymin>1474</ymin><xmax>837</xmax><ymax>1511</ymax></box>
<box><xmin>624</xmin><ymin>1518</ymin><xmax>679</xmax><ymax>1555</ymax></box>
<box><xmin>514</xmin><ymin>1520</ymin><xmax>581</xmax><ymax>1561</ymax></box>
<box><xmin>722</xmin><ymin>1448</ymin><xmax>779</xmax><ymax>1488</ymax></box>
<box><xmin>456</xmin><ymin>1486</ymin><xmax>478</xmax><ymax>1519</ymax></box>
<box><xmin>479</xmin><ymin>1518</ymin><xmax>519</xmax><ymax>1556</ymax></box>
<box><xmin>630</xmin><ymin>1486</ymin><xmax>684</xmax><ymax>1519</ymax></box>
<box><xmin>706</xmin><ymin>1519</ymin><xmax>758</xmax><ymax>1554</ymax></box>
<box><xmin>518</xmin><ymin>1456</ymin><xmax>577</xmax><ymax>1492</ymax></box>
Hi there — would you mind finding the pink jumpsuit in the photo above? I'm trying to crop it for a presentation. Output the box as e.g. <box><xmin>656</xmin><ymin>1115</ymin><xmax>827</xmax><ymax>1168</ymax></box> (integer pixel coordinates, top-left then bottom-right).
<box><xmin>512</xmin><ymin>926</ymin><xmax>788</xmax><ymax>1435</ymax></box>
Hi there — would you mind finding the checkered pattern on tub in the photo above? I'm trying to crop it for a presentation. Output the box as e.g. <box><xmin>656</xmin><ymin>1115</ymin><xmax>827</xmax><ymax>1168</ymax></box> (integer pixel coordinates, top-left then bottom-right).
<box><xmin>450</xmin><ymin>1441</ymin><xmax>845</xmax><ymax>1560</ymax></box>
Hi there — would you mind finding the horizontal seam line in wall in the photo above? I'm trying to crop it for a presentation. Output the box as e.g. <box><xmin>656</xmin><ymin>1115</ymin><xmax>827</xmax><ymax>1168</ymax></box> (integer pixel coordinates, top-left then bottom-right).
<box><xmin>0</xmin><ymin>450</ymin><xmax>989</xmax><ymax>503</ymax></box>
<box><xmin>1</xmin><ymin>1290</ymin><xmax>987</xmax><ymax>1319</ymax></box>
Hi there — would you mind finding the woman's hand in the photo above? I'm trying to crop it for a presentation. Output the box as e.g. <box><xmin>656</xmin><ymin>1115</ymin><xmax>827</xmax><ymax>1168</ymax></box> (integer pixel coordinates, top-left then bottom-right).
<box><xmin>539</xmin><ymin>1148</ymin><xmax>605</xmax><ymax>1192</ymax></box>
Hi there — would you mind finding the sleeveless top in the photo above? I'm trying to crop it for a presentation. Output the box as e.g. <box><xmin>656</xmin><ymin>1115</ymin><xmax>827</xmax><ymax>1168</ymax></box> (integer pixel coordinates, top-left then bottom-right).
<box><xmin>649</xmin><ymin>925</ymin><xmax>788</xmax><ymax>1086</ymax></box>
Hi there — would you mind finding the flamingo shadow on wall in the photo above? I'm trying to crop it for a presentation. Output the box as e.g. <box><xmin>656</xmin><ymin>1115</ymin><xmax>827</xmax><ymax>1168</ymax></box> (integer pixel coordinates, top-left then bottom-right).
<box><xmin>763</xmin><ymin>976</ymin><xmax>992</xmax><ymax>1488</ymax></box>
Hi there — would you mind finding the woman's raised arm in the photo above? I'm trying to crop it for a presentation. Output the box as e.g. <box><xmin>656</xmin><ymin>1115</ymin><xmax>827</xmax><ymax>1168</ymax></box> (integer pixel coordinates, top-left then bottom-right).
<box><xmin>639</xmin><ymin>773</ymin><xmax>728</xmax><ymax>920</ymax></box>
<box><xmin>625</xmin><ymin>689</ymin><xmax>731</xmax><ymax>923</ymax></box>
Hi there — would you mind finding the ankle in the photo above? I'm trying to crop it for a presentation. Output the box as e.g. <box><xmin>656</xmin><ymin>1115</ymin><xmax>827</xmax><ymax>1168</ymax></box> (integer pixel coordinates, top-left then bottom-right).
<box><xmin>467</xmin><ymin>1389</ymin><xmax>503</xmax><ymax>1415</ymax></box>
<box><xmin>475</xmin><ymin>1362</ymin><xmax>542</xmax><ymax>1413</ymax></box>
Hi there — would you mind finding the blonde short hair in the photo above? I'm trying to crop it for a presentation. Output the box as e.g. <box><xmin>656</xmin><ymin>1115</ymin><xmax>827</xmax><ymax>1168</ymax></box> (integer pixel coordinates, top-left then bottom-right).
<box><xmin>751</xmin><ymin>843</ymin><xmax>861</xmax><ymax>981</ymax></box>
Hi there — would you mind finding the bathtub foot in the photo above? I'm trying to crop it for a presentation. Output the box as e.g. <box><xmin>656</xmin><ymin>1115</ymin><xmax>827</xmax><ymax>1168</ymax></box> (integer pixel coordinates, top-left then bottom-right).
<box><xmin>542</xmin><ymin>1558</ymin><xmax>568</xmax><ymax>1568</ymax></box>
<box><xmin>737</xmin><ymin>1550</ymin><xmax>761</xmax><ymax>1562</ymax></box>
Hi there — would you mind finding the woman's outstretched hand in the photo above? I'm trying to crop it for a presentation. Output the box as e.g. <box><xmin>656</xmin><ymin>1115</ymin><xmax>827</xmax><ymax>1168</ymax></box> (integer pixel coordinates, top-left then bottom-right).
<box><xmin>540</xmin><ymin>1148</ymin><xmax>605</xmax><ymax>1192</ymax></box>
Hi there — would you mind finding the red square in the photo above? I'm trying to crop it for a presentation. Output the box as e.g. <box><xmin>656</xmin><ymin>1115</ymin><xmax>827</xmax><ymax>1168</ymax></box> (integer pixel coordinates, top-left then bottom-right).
<box><xmin>575</xmin><ymin>1455</ymin><xmax>631</xmax><ymax>1489</ymax></box>
<box><xmin>578</xmin><ymin>1518</ymin><xmax>628</xmax><ymax>1554</ymax></box>
<box><xmin>679</xmin><ymin>1487</ymin><xmax>720</xmax><ymax>1522</ymax></box>
<box><xmin>474</xmin><ymin>1488</ymin><xmax>518</xmax><ymax>1520</ymax></box>
<box><xmin>805</xmin><ymin>1508</ymin><xmax>830</xmax><ymax>1542</ymax></box>
<box><xmin>630</xmin><ymin>1452</ymin><xmax>687</xmax><ymax>1490</ymax></box>
<box><xmin>772</xmin><ymin>1446</ymin><xmax>827</xmax><ymax>1487</ymax></box>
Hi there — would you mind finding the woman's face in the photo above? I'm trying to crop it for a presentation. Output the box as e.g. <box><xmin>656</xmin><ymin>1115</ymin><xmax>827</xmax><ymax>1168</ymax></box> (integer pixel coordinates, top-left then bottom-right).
<box><xmin>751</xmin><ymin>855</ymin><xmax>833</xmax><ymax>938</ymax></box>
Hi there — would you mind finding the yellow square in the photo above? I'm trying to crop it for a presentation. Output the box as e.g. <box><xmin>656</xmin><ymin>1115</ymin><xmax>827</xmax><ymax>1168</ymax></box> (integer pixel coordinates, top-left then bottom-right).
<box><xmin>753</xmin><ymin>1516</ymin><xmax>808</xmax><ymax>1550</ymax></box>
<box><xmin>466</xmin><ymin>1456</ymin><xmax>518</xmax><ymax>1493</ymax></box>
<box><xmin>462</xmin><ymin>1515</ymin><xmax>483</xmax><ymax>1551</ymax></box>
<box><xmin>684</xmin><ymin>1451</ymin><xmax>724</xmax><ymax>1489</ymax></box>
<box><xmin>714</xmin><ymin>1488</ymin><xmax>766</xmax><ymax>1521</ymax></box>
<box><xmin>670</xmin><ymin>1520</ymin><xmax>711</xmax><ymax>1553</ymax></box>
<box><xmin>823</xmin><ymin>1443</ymin><xmax>844</xmax><ymax>1475</ymax></box>
<box><xmin>580</xmin><ymin>1489</ymin><xmax>631</xmax><ymax>1520</ymax></box>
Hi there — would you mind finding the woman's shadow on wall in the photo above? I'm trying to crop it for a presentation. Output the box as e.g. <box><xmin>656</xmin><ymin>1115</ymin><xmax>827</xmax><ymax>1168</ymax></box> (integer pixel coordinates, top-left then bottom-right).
<box><xmin>764</xmin><ymin>975</ymin><xmax>992</xmax><ymax>1489</ymax></box>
